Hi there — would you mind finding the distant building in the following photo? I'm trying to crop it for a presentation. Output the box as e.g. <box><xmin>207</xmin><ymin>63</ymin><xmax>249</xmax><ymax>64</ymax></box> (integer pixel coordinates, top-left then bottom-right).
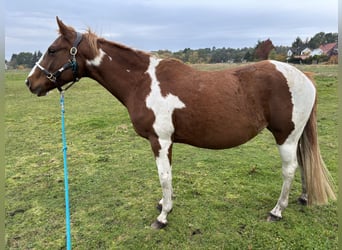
<box><xmin>301</xmin><ymin>48</ymin><xmax>312</xmax><ymax>56</ymax></box>
<box><xmin>319</xmin><ymin>42</ymin><xmax>338</xmax><ymax>57</ymax></box>
<box><xmin>288</xmin><ymin>42</ymin><xmax>338</xmax><ymax>63</ymax></box>
<box><xmin>287</xmin><ymin>49</ymin><xmax>294</xmax><ymax>58</ymax></box>
<box><xmin>311</xmin><ymin>48</ymin><xmax>323</xmax><ymax>57</ymax></box>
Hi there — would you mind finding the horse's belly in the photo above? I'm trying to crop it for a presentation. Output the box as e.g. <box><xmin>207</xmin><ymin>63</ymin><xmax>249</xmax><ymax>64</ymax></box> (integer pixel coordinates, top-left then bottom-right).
<box><xmin>175</xmin><ymin>136</ymin><xmax>255</xmax><ymax>149</ymax></box>
<box><xmin>173</xmin><ymin>117</ymin><xmax>265</xmax><ymax>149</ymax></box>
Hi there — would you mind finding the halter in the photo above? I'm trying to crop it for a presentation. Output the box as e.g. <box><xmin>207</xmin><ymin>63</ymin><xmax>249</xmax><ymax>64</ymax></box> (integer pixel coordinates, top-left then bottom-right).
<box><xmin>36</xmin><ymin>32</ymin><xmax>83</xmax><ymax>92</ymax></box>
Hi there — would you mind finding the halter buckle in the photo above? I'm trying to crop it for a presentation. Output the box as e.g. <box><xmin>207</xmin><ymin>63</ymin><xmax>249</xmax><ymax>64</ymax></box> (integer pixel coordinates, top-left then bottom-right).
<box><xmin>70</xmin><ymin>47</ymin><xmax>78</xmax><ymax>56</ymax></box>
<box><xmin>47</xmin><ymin>73</ymin><xmax>57</xmax><ymax>83</ymax></box>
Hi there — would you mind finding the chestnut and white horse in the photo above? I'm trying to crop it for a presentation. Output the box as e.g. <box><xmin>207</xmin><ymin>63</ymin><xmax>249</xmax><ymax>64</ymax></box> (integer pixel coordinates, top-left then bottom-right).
<box><xmin>26</xmin><ymin>17</ymin><xmax>335</xmax><ymax>229</ymax></box>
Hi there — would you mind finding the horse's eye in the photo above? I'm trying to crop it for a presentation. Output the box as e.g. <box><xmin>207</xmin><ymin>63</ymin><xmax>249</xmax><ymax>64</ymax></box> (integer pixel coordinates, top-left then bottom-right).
<box><xmin>48</xmin><ymin>48</ymin><xmax>56</xmax><ymax>54</ymax></box>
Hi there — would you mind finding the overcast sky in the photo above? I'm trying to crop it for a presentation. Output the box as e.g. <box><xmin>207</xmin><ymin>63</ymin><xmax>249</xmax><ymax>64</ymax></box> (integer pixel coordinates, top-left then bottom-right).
<box><xmin>5</xmin><ymin>0</ymin><xmax>338</xmax><ymax>60</ymax></box>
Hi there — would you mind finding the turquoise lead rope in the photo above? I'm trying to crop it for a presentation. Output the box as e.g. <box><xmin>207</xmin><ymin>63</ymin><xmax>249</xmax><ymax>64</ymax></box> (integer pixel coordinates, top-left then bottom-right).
<box><xmin>60</xmin><ymin>92</ymin><xmax>72</xmax><ymax>250</ymax></box>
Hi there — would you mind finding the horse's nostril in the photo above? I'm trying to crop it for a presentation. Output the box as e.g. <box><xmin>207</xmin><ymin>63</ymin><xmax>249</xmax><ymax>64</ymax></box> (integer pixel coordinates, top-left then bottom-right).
<box><xmin>25</xmin><ymin>79</ymin><xmax>30</xmax><ymax>87</ymax></box>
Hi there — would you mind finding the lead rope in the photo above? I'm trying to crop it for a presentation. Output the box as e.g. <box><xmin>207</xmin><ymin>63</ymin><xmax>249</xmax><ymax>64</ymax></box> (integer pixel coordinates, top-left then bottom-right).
<box><xmin>60</xmin><ymin>92</ymin><xmax>72</xmax><ymax>250</ymax></box>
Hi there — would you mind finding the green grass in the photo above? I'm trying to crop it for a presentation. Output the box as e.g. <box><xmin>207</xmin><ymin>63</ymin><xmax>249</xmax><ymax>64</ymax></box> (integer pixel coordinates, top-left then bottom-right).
<box><xmin>5</xmin><ymin>64</ymin><xmax>338</xmax><ymax>249</ymax></box>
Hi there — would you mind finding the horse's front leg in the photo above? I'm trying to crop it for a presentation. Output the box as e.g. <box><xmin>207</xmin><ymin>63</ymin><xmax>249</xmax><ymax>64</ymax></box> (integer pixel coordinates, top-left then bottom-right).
<box><xmin>150</xmin><ymin>138</ymin><xmax>174</xmax><ymax>229</ymax></box>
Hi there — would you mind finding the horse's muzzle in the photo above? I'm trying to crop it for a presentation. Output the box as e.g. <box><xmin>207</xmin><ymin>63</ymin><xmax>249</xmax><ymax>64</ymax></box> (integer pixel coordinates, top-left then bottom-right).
<box><xmin>25</xmin><ymin>79</ymin><xmax>47</xmax><ymax>96</ymax></box>
<box><xmin>25</xmin><ymin>78</ymin><xmax>30</xmax><ymax>88</ymax></box>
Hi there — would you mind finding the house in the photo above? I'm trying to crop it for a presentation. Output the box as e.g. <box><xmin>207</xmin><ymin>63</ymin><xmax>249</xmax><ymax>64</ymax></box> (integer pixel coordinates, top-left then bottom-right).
<box><xmin>288</xmin><ymin>42</ymin><xmax>338</xmax><ymax>63</ymax></box>
<box><xmin>289</xmin><ymin>47</ymin><xmax>311</xmax><ymax>61</ymax></box>
<box><xmin>311</xmin><ymin>48</ymin><xmax>323</xmax><ymax>57</ymax></box>
<box><xmin>319</xmin><ymin>42</ymin><xmax>338</xmax><ymax>56</ymax></box>
<box><xmin>301</xmin><ymin>47</ymin><xmax>312</xmax><ymax>56</ymax></box>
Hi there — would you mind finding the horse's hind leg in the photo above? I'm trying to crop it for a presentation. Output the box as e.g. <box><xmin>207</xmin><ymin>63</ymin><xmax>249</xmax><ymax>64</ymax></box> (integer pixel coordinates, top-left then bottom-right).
<box><xmin>268</xmin><ymin>141</ymin><xmax>298</xmax><ymax>221</ymax></box>
<box><xmin>298</xmin><ymin>164</ymin><xmax>308</xmax><ymax>205</ymax></box>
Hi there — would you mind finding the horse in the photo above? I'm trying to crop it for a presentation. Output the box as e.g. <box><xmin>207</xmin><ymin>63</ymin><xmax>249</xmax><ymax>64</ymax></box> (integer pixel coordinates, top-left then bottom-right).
<box><xmin>26</xmin><ymin>17</ymin><xmax>336</xmax><ymax>229</ymax></box>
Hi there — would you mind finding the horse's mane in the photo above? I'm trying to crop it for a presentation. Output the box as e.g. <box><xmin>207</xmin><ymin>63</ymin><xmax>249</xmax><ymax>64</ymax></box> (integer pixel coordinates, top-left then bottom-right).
<box><xmin>85</xmin><ymin>29</ymin><xmax>150</xmax><ymax>57</ymax></box>
<box><xmin>85</xmin><ymin>29</ymin><xmax>100</xmax><ymax>55</ymax></box>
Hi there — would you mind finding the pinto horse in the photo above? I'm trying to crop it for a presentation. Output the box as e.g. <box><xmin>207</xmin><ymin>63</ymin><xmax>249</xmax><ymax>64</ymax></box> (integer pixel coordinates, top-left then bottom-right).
<box><xmin>26</xmin><ymin>17</ymin><xmax>335</xmax><ymax>229</ymax></box>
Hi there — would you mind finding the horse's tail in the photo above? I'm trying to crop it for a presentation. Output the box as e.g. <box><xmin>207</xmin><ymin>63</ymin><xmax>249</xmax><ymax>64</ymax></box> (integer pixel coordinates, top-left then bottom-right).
<box><xmin>297</xmin><ymin>95</ymin><xmax>336</xmax><ymax>205</ymax></box>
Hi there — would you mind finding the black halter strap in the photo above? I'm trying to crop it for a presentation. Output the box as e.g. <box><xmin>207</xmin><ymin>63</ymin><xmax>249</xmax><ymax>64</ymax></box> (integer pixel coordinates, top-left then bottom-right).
<box><xmin>36</xmin><ymin>32</ymin><xmax>83</xmax><ymax>92</ymax></box>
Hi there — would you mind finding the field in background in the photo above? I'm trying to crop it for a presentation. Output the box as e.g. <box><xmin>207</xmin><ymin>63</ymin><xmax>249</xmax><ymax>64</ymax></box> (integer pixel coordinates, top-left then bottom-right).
<box><xmin>5</xmin><ymin>64</ymin><xmax>338</xmax><ymax>249</ymax></box>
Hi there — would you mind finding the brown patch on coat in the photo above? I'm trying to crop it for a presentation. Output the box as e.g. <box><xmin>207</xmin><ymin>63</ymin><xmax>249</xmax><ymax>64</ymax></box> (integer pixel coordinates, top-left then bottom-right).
<box><xmin>156</xmin><ymin>60</ymin><xmax>294</xmax><ymax>148</ymax></box>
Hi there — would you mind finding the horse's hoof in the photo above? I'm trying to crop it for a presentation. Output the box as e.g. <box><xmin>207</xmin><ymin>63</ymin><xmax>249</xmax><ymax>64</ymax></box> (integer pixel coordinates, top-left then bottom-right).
<box><xmin>151</xmin><ymin>220</ymin><xmax>167</xmax><ymax>229</ymax></box>
<box><xmin>297</xmin><ymin>197</ymin><xmax>308</xmax><ymax>206</ymax></box>
<box><xmin>156</xmin><ymin>203</ymin><xmax>162</xmax><ymax>212</ymax></box>
<box><xmin>267</xmin><ymin>213</ymin><xmax>282</xmax><ymax>222</ymax></box>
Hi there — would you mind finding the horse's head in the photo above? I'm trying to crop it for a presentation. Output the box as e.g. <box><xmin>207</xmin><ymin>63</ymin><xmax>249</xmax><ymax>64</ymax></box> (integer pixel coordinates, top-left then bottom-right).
<box><xmin>26</xmin><ymin>17</ymin><xmax>88</xmax><ymax>96</ymax></box>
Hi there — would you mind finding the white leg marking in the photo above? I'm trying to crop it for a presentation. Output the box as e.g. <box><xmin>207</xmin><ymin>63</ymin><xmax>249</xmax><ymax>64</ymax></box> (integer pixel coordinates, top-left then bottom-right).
<box><xmin>145</xmin><ymin>57</ymin><xmax>186</xmax><ymax>224</ymax></box>
<box><xmin>155</xmin><ymin>140</ymin><xmax>173</xmax><ymax>224</ymax></box>
<box><xmin>86</xmin><ymin>48</ymin><xmax>107</xmax><ymax>67</ymax></box>
<box><xmin>271</xmin><ymin>142</ymin><xmax>298</xmax><ymax>218</ymax></box>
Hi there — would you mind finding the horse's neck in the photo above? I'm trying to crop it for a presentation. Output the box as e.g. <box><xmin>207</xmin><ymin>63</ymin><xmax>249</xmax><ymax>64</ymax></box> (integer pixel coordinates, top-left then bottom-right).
<box><xmin>86</xmin><ymin>41</ymin><xmax>150</xmax><ymax>106</ymax></box>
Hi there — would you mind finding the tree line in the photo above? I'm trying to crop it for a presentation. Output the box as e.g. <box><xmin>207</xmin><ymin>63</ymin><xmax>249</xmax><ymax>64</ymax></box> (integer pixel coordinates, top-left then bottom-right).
<box><xmin>5</xmin><ymin>32</ymin><xmax>337</xmax><ymax>69</ymax></box>
<box><xmin>153</xmin><ymin>32</ymin><xmax>337</xmax><ymax>64</ymax></box>
<box><xmin>6</xmin><ymin>51</ymin><xmax>43</xmax><ymax>69</ymax></box>
<box><xmin>153</xmin><ymin>40</ymin><xmax>288</xmax><ymax>64</ymax></box>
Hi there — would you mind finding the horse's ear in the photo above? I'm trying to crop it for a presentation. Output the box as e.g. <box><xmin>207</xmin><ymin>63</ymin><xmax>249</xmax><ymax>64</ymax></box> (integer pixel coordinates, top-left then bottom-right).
<box><xmin>56</xmin><ymin>16</ymin><xmax>74</xmax><ymax>41</ymax></box>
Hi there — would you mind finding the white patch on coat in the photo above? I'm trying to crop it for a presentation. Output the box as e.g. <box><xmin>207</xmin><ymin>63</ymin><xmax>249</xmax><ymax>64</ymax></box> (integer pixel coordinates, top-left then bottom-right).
<box><xmin>86</xmin><ymin>48</ymin><xmax>107</xmax><ymax>67</ymax></box>
<box><xmin>145</xmin><ymin>56</ymin><xmax>186</xmax><ymax>224</ymax></box>
<box><xmin>146</xmin><ymin>57</ymin><xmax>186</xmax><ymax>142</ymax></box>
<box><xmin>270</xmin><ymin>60</ymin><xmax>316</xmax><ymax>144</ymax></box>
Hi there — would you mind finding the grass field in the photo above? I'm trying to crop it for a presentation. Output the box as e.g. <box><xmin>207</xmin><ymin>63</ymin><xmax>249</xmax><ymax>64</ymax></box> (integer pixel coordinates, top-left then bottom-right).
<box><xmin>5</xmin><ymin>63</ymin><xmax>338</xmax><ymax>249</ymax></box>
